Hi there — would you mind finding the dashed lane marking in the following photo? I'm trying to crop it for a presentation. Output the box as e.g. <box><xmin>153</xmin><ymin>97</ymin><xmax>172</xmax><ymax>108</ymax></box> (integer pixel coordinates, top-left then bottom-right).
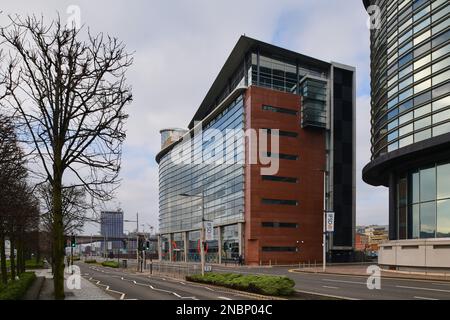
<box><xmin>414</xmin><ymin>296</ymin><xmax>438</xmax><ymax>300</ymax></box>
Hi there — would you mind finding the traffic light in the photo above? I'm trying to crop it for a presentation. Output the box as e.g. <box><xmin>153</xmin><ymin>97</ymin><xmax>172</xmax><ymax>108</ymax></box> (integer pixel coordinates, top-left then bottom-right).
<box><xmin>71</xmin><ymin>236</ymin><xmax>76</xmax><ymax>248</ymax></box>
<box><xmin>145</xmin><ymin>241</ymin><xmax>150</xmax><ymax>250</ymax></box>
<box><xmin>138</xmin><ymin>238</ymin><xmax>144</xmax><ymax>251</ymax></box>
<box><xmin>122</xmin><ymin>239</ymin><xmax>127</xmax><ymax>249</ymax></box>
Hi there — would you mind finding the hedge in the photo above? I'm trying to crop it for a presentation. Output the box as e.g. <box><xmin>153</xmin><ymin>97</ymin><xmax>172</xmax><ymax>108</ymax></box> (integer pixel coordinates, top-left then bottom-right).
<box><xmin>101</xmin><ymin>261</ymin><xmax>119</xmax><ymax>268</ymax></box>
<box><xmin>0</xmin><ymin>272</ymin><xmax>36</xmax><ymax>300</ymax></box>
<box><xmin>186</xmin><ymin>273</ymin><xmax>295</xmax><ymax>296</ymax></box>
<box><xmin>84</xmin><ymin>259</ymin><xmax>97</xmax><ymax>264</ymax></box>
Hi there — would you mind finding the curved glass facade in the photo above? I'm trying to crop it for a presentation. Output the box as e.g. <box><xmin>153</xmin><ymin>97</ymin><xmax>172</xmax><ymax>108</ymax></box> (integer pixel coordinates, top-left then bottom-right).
<box><xmin>158</xmin><ymin>95</ymin><xmax>245</xmax><ymax>235</ymax></box>
<box><xmin>396</xmin><ymin>161</ymin><xmax>450</xmax><ymax>239</ymax></box>
<box><xmin>369</xmin><ymin>0</ymin><xmax>450</xmax><ymax>159</ymax></box>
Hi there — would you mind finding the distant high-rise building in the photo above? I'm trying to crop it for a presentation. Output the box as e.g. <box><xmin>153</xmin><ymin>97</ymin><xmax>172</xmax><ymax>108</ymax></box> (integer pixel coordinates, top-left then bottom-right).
<box><xmin>100</xmin><ymin>210</ymin><xmax>124</xmax><ymax>251</ymax></box>
<box><xmin>362</xmin><ymin>0</ymin><xmax>450</xmax><ymax>269</ymax></box>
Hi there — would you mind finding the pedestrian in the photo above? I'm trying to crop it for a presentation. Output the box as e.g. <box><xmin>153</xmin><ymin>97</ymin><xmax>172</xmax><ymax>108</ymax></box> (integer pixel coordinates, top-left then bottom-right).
<box><xmin>238</xmin><ymin>254</ymin><xmax>243</xmax><ymax>266</ymax></box>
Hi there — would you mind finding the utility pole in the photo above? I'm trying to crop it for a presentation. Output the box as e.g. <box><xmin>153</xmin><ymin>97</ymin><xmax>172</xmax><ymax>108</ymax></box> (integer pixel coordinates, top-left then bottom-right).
<box><xmin>322</xmin><ymin>170</ymin><xmax>327</xmax><ymax>272</ymax></box>
<box><xmin>180</xmin><ymin>191</ymin><xmax>206</xmax><ymax>276</ymax></box>
<box><xmin>136</xmin><ymin>212</ymin><xmax>139</xmax><ymax>272</ymax></box>
<box><xmin>200</xmin><ymin>190</ymin><xmax>205</xmax><ymax>277</ymax></box>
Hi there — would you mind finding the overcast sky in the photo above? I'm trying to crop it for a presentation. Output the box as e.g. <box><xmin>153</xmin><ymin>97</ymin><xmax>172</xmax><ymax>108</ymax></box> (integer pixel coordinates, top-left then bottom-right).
<box><xmin>0</xmin><ymin>0</ymin><xmax>388</xmax><ymax>235</ymax></box>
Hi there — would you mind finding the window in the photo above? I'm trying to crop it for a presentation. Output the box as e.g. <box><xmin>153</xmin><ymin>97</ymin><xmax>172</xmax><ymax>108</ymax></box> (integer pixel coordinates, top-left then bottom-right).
<box><xmin>413</xmin><ymin>30</ymin><xmax>430</xmax><ymax>45</ymax></box>
<box><xmin>261</xmin><ymin>222</ymin><xmax>299</xmax><ymax>228</ymax></box>
<box><xmin>265</xmin><ymin>152</ymin><xmax>298</xmax><ymax>161</ymax></box>
<box><xmin>414</xmin><ymin>104</ymin><xmax>431</xmax><ymax>118</ymax></box>
<box><xmin>433</xmin><ymin>109</ymin><xmax>450</xmax><ymax>124</ymax></box>
<box><xmin>261</xmin><ymin>175</ymin><xmax>298</xmax><ymax>183</ymax></box>
<box><xmin>414</xmin><ymin>79</ymin><xmax>431</xmax><ymax>94</ymax></box>
<box><xmin>414</xmin><ymin>90</ymin><xmax>431</xmax><ymax>106</ymax></box>
<box><xmin>414</xmin><ymin>128</ymin><xmax>431</xmax><ymax>142</ymax></box>
<box><xmin>263</xmin><ymin>129</ymin><xmax>298</xmax><ymax>138</ymax></box>
<box><xmin>432</xmin><ymin>96</ymin><xmax>450</xmax><ymax>111</ymax></box>
<box><xmin>399</xmin><ymin>134</ymin><xmax>414</xmax><ymax>147</ymax></box>
<box><xmin>262</xmin><ymin>105</ymin><xmax>297</xmax><ymax>115</ymax></box>
<box><xmin>420</xmin><ymin>167</ymin><xmax>436</xmax><ymax>202</ymax></box>
<box><xmin>437</xmin><ymin>163</ymin><xmax>450</xmax><ymax>199</ymax></box>
<box><xmin>399</xmin><ymin>76</ymin><xmax>413</xmax><ymax>90</ymax></box>
<box><xmin>400</xmin><ymin>123</ymin><xmax>413</xmax><ymax>136</ymax></box>
<box><xmin>420</xmin><ymin>201</ymin><xmax>436</xmax><ymax>238</ymax></box>
<box><xmin>433</xmin><ymin>122</ymin><xmax>450</xmax><ymax>137</ymax></box>
<box><xmin>414</xmin><ymin>66</ymin><xmax>431</xmax><ymax>81</ymax></box>
<box><xmin>262</xmin><ymin>247</ymin><xmax>297</xmax><ymax>252</ymax></box>
<box><xmin>433</xmin><ymin>82</ymin><xmax>450</xmax><ymax>99</ymax></box>
<box><xmin>432</xmin><ymin>43</ymin><xmax>450</xmax><ymax>60</ymax></box>
<box><xmin>413</xmin><ymin>54</ymin><xmax>430</xmax><ymax>70</ymax></box>
<box><xmin>413</xmin><ymin>17</ymin><xmax>430</xmax><ymax>34</ymax></box>
<box><xmin>399</xmin><ymin>111</ymin><xmax>413</xmax><ymax>124</ymax></box>
<box><xmin>414</xmin><ymin>117</ymin><xmax>431</xmax><ymax>131</ymax></box>
<box><xmin>433</xmin><ymin>70</ymin><xmax>450</xmax><ymax>86</ymax></box>
<box><xmin>437</xmin><ymin>200</ymin><xmax>450</xmax><ymax>238</ymax></box>
<box><xmin>261</xmin><ymin>199</ymin><xmax>298</xmax><ymax>206</ymax></box>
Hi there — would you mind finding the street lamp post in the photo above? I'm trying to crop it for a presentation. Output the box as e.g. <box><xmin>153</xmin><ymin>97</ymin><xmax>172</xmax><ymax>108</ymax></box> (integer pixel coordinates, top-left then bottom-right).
<box><xmin>315</xmin><ymin>168</ymin><xmax>328</xmax><ymax>272</ymax></box>
<box><xmin>124</xmin><ymin>213</ymin><xmax>139</xmax><ymax>271</ymax></box>
<box><xmin>180</xmin><ymin>191</ymin><xmax>206</xmax><ymax>276</ymax></box>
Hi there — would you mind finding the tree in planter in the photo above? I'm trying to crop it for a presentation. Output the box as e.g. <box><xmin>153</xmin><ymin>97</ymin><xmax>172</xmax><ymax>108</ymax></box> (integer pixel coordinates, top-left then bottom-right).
<box><xmin>0</xmin><ymin>15</ymin><xmax>133</xmax><ymax>299</ymax></box>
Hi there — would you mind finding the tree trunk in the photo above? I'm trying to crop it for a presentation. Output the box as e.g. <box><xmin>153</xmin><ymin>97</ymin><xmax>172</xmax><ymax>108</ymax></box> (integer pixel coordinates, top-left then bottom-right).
<box><xmin>0</xmin><ymin>230</ymin><xmax>7</xmax><ymax>285</ymax></box>
<box><xmin>9</xmin><ymin>236</ymin><xmax>16</xmax><ymax>280</ymax></box>
<box><xmin>17</xmin><ymin>234</ymin><xmax>25</xmax><ymax>274</ymax></box>
<box><xmin>52</xmin><ymin>163</ymin><xmax>65</xmax><ymax>300</ymax></box>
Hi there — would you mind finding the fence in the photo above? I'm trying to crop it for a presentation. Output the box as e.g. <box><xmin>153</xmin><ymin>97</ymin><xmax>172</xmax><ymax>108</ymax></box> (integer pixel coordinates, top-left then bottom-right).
<box><xmin>149</xmin><ymin>262</ymin><xmax>203</xmax><ymax>279</ymax></box>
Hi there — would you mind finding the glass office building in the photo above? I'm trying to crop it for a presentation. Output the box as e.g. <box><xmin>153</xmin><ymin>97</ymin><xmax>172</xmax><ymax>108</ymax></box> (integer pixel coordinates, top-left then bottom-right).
<box><xmin>156</xmin><ymin>36</ymin><xmax>356</xmax><ymax>265</ymax></box>
<box><xmin>100</xmin><ymin>211</ymin><xmax>124</xmax><ymax>251</ymax></box>
<box><xmin>363</xmin><ymin>0</ymin><xmax>450</xmax><ymax>268</ymax></box>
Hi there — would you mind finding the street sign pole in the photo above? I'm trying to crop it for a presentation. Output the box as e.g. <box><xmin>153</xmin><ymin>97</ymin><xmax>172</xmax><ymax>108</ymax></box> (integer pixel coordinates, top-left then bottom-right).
<box><xmin>201</xmin><ymin>190</ymin><xmax>205</xmax><ymax>277</ymax></box>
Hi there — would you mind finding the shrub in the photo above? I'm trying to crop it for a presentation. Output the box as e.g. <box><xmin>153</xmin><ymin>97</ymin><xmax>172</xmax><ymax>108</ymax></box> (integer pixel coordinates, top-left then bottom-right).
<box><xmin>85</xmin><ymin>259</ymin><xmax>97</xmax><ymax>264</ymax></box>
<box><xmin>25</xmin><ymin>259</ymin><xmax>44</xmax><ymax>269</ymax></box>
<box><xmin>186</xmin><ymin>273</ymin><xmax>295</xmax><ymax>296</ymax></box>
<box><xmin>0</xmin><ymin>272</ymin><xmax>36</xmax><ymax>300</ymax></box>
<box><xmin>101</xmin><ymin>261</ymin><xmax>119</xmax><ymax>268</ymax></box>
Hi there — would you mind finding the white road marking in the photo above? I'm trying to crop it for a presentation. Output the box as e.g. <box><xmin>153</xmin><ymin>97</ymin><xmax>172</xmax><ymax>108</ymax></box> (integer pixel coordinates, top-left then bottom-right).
<box><xmin>217</xmin><ymin>296</ymin><xmax>232</xmax><ymax>300</ymax></box>
<box><xmin>322</xmin><ymin>286</ymin><xmax>339</xmax><ymax>289</ymax></box>
<box><xmin>322</xmin><ymin>279</ymin><xmax>366</xmax><ymax>285</ymax></box>
<box><xmin>396</xmin><ymin>285</ymin><xmax>450</xmax><ymax>293</ymax></box>
<box><xmin>295</xmin><ymin>289</ymin><xmax>359</xmax><ymax>300</ymax></box>
<box><xmin>414</xmin><ymin>296</ymin><xmax>438</xmax><ymax>300</ymax></box>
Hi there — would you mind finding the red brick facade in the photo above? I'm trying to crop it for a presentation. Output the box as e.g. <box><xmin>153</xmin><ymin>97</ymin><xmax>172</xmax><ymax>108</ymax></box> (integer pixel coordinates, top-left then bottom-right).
<box><xmin>244</xmin><ymin>86</ymin><xmax>326</xmax><ymax>265</ymax></box>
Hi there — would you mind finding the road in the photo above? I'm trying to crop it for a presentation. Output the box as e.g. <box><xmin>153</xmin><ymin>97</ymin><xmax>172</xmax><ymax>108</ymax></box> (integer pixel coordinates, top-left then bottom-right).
<box><xmin>76</xmin><ymin>263</ymin><xmax>255</xmax><ymax>300</ymax></box>
<box><xmin>77</xmin><ymin>262</ymin><xmax>450</xmax><ymax>300</ymax></box>
<box><xmin>210</xmin><ymin>265</ymin><xmax>450</xmax><ymax>300</ymax></box>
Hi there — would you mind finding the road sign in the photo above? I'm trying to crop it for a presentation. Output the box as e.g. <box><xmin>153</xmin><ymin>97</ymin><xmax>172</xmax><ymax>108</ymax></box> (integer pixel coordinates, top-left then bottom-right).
<box><xmin>205</xmin><ymin>221</ymin><xmax>214</xmax><ymax>241</ymax></box>
<box><xmin>204</xmin><ymin>265</ymin><xmax>212</xmax><ymax>272</ymax></box>
<box><xmin>326</xmin><ymin>212</ymin><xmax>335</xmax><ymax>232</ymax></box>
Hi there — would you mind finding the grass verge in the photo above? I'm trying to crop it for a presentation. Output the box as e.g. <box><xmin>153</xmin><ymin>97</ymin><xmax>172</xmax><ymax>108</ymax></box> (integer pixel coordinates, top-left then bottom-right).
<box><xmin>0</xmin><ymin>272</ymin><xmax>36</xmax><ymax>300</ymax></box>
<box><xmin>101</xmin><ymin>261</ymin><xmax>119</xmax><ymax>268</ymax></box>
<box><xmin>186</xmin><ymin>273</ymin><xmax>295</xmax><ymax>296</ymax></box>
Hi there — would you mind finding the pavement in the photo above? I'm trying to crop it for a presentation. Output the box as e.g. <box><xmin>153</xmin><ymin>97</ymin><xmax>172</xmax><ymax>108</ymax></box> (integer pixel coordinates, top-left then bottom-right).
<box><xmin>34</xmin><ymin>268</ymin><xmax>114</xmax><ymax>300</ymax></box>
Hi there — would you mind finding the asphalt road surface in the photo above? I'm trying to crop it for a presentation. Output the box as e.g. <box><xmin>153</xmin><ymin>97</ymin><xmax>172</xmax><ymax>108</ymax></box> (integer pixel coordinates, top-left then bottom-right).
<box><xmin>76</xmin><ymin>263</ymin><xmax>255</xmax><ymax>300</ymax></box>
<box><xmin>210</xmin><ymin>265</ymin><xmax>450</xmax><ymax>300</ymax></box>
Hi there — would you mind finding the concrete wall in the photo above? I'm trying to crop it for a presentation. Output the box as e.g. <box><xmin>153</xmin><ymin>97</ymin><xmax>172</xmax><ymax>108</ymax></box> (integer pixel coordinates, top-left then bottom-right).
<box><xmin>379</xmin><ymin>239</ymin><xmax>450</xmax><ymax>269</ymax></box>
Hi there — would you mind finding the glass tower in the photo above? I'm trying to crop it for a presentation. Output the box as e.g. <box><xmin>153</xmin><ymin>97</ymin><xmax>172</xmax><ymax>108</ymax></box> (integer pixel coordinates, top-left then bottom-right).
<box><xmin>363</xmin><ymin>0</ymin><xmax>450</xmax><ymax>241</ymax></box>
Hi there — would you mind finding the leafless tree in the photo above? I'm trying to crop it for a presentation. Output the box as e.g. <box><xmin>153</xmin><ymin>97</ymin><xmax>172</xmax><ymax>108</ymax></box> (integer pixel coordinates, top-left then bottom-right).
<box><xmin>0</xmin><ymin>114</ymin><xmax>39</xmax><ymax>283</ymax></box>
<box><xmin>0</xmin><ymin>14</ymin><xmax>133</xmax><ymax>298</ymax></box>
<box><xmin>39</xmin><ymin>183</ymin><xmax>90</xmax><ymax>236</ymax></box>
